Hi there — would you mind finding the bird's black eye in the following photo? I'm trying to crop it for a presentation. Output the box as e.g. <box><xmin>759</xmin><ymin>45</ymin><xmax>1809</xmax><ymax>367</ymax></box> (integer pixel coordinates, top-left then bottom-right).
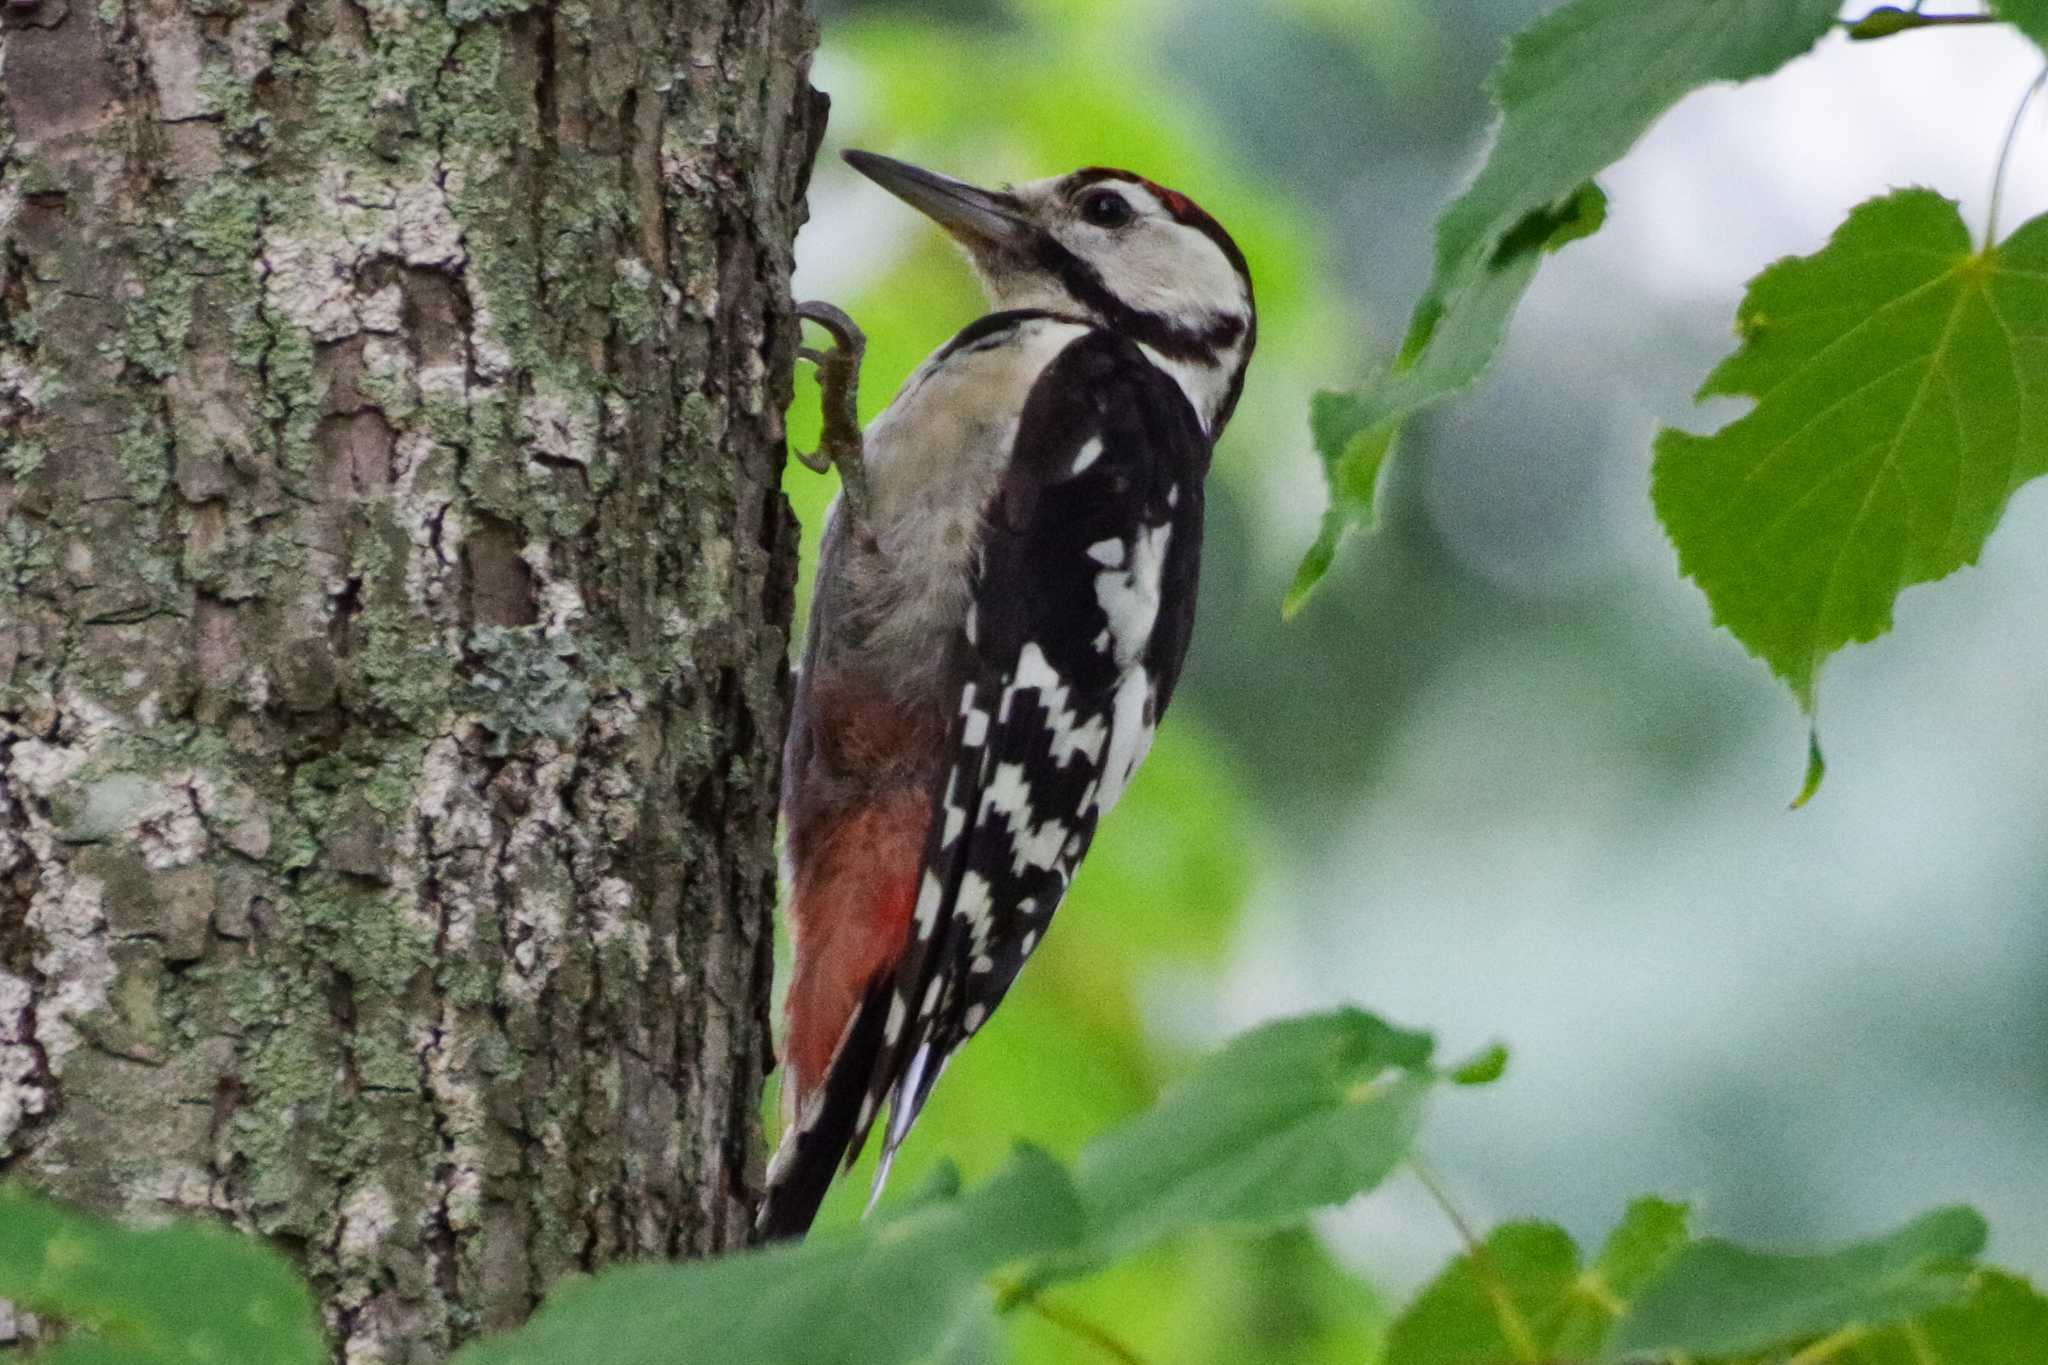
<box><xmin>1079</xmin><ymin>189</ymin><xmax>1134</xmax><ymax>229</ymax></box>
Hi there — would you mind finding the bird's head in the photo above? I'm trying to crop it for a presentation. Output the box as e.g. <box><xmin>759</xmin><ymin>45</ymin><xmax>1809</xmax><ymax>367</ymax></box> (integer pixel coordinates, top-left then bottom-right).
<box><xmin>844</xmin><ymin>150</ymin><xmax>1256</xmax><ymax>436</ymax></box>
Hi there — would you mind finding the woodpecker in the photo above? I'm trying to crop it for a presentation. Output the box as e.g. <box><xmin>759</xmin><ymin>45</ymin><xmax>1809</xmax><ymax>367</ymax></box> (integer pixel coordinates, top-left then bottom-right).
<box><xmin>761</xmin><ymin>150</ymin><xmax>1255</xmax><ymax>1239</ymax></box>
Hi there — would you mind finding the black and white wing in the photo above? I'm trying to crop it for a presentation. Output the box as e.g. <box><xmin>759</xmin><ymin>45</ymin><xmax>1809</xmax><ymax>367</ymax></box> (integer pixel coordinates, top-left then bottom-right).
<box><xmin>857</xmin><ymin>327</ymin><xmax>1212</xmax><ymax>1190</ymax></box>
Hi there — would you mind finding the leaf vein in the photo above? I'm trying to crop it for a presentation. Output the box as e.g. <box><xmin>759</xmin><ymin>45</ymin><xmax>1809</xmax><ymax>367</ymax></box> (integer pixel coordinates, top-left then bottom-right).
<box><xmin>1805</xmin><ymin>277</ymin><xmax>1977</xmax><ymax>676</ymax></box>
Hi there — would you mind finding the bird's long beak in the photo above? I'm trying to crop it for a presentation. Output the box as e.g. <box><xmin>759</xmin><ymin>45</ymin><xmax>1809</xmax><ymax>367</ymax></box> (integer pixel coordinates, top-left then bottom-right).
<box><xmin>842</xmin><ymin>150</ymin><xmax>1031</xmax><ymax>253</ymax></box>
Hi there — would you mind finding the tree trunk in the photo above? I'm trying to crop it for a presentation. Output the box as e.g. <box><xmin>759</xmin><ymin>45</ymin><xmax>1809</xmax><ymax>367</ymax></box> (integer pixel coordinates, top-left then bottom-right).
<box><xmin>0</xmin><ymin>0</ymin><xmax>815</xmax><ymax>1355</ymax></box>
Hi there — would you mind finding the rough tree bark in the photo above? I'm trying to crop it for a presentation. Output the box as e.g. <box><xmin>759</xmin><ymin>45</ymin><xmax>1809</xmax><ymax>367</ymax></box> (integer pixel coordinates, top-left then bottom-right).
<box><xmin>0</xmin><ymin>0</ymin><xmax>816</xmax><ymax>1356</ymax></box>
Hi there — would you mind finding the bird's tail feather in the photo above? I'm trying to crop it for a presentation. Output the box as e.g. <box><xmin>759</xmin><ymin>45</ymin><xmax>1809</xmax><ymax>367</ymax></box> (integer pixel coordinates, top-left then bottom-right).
<box><xmin>756</xmin><ymin>978</ymin><xmax>893</xmax><ymax>1241</ymax></box>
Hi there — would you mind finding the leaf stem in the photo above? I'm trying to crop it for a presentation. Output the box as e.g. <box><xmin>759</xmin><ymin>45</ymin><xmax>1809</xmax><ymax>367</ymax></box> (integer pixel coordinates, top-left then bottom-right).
<box><xmin>1783</xmin><ymin>1325</ymin><xmax>1872</xmax><ymax>1365</ymax></box>
<box><xmin>1988</xmin><ymin>65</ymin><xmax>2048</xmax><ymax>243</ymax></box>
<box><xmin>1410</xmin><ymin>1154</ymin><xmax>1485</xmax><ymax>1254</ymax></box>
<box><xmin>992</xmin><ymin>1280</ymin><xmax>1152</xmax><ymax>1365</ymax></box>
<box><xmin>1410</xmin><ymin>1156</ymin><xmax>1543</xmax><ymax>1364</ymax></box>
<box><xmin>1844</xmin><ymin>8</ymin><xmax>2002</xmax><ymax>41</ymax></box>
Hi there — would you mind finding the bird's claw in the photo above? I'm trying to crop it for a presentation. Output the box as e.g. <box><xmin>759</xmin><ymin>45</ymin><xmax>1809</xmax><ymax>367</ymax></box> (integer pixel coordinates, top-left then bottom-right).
<box><xmin>794</xmin><ymin>304</ymin><xmax>869</xmax><ymax>529</ymax></box>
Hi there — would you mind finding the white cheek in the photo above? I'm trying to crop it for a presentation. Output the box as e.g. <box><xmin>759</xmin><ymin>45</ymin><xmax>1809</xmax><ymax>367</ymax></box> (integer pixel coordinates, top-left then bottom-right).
<box><xmin>1097</xmin><ymin>225</ymin><xmax>1241</xmax><ymax>322</ymax></box>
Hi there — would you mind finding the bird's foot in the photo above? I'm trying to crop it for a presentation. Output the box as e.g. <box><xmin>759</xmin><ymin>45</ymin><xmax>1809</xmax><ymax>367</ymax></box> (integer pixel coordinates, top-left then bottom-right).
<box><xmin>794</xmin><ymin>301</ymin><xmax>872</xmax><ymax>535</ymax></box>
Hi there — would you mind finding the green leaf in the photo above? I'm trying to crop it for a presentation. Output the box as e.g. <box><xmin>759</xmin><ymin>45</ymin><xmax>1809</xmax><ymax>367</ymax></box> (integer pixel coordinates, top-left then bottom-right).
<box><xmin>1851</xmin><ymin>1271</ymin><xmax>2048</xmax><ymax>1364</ymax></box>
<box><xmin>454</xmin><ymin>1145</ymin><xmax>1084</xmax><ymax>1365</ymax></box>
<box><xmin>1610</xmin><ymin>1205</ymin><xmax>1987</xmax><ymax>1358</ymax></box>
<box><xmin>1068</xmin><ymin>1010</ymin><xmax>1439</xmax><ymax>1263</ymax></box>
<box><xmin>897</xmin><ymin>1157</ymin><xmax>966</xmax><ymax>1213</ymax></box>
<box><xmin>0</xmin><ymin>1184</ymin><xmax>326</xmax><ymax>1365</ymax></box>
<box><xmin>1386</xmin><ymin>1200</ymin><xmax>1689</xmax><ymax>1365</ymax></box>
<box><xmin>1653</xmin><ymin>193</ymin><xmax>2048</xmax><ymax>719</ymax></box>
<box><xmin>1386</xmin><ymin>1222</ymin><xmax>1580</xmax><ymax>1365</ymax></box>
<box><xmin>1551</xmin><ymin>1198</ymin><xmax>1692</xmax><ymax>1357</ymax></box>
<box><xmin>1387</xmin><ymin>1202</ymin><xmax>1999</xmax><ymax>1365</ymax></box>
<box><xmin>1287</xmin><ymin>195</ymin><xmax>1590</xmax><ymax>618</ymax></box>
<box><xmin>1991</xmin><ymin>0</ymin><xmax>2048</xmax><ymax>54</ymax></box>
<box><xmin>1448</xmin><ymin>1043</ymin><xmax>1509</xmax><ymax>1087</ymax></box>
<box><xmin>1588</xmin><ymin>1198</ymin><xmax>1693</xmax><ymax>1297</ymax></box>
<box><xmin>1793</xmin><ymin>724</ymin><xmax>1828</xmax><ymax>809</ymax></box>
<box><xmin>1286</xmin><ymin>404</ymin><xmax>1394</xmax><ymax>618</ymax></box>
<box><xmin>1290</xmin><ymin>0</ymin><xmax>1840</xmax><ymax>608</ymax></box>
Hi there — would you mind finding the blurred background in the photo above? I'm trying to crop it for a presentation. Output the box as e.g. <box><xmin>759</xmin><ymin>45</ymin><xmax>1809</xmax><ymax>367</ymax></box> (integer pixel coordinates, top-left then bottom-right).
<box><xmin>777</xmin><ymin>1</ymin><xmax>2048</xmax><ymax>1358</ymax></box>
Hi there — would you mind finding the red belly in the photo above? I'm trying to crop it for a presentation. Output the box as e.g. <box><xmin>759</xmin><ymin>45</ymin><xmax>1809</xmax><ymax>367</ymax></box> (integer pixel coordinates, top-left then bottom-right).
<box><xmin>782</xmin><ymin>791</ymin><xmax>931</xmax><ymax>1105</ymax></box>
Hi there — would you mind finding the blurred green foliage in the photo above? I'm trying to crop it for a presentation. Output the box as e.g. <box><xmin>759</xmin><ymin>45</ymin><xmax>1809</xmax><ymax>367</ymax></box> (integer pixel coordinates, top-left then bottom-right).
<box><xmin>0</xmin><ymin>1184</ymin><xmax>325</xmax><ymax>1364</ymax></box>
<box><xmin>9</xmin><ymin>1019</ymin><xmax>2038</xmax><ymax>1365</ymax></box>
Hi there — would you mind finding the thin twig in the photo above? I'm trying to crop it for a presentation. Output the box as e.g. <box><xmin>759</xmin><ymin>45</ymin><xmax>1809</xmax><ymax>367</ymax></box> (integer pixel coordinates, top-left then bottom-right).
<box><xmin>1844</xmin><ymin>8</ymin><xmax>2001</xmax><ymax>40</ymax></box>
<box><xmin>1988</xmin><ymin>65</ymin><xmax>2048</xmax><ymax>243</ymax></box>
<box><xmin>1411</xmin><ymin>1155</ymin><xmax>1544</xmax><ymax>1364</ymax></box>
<box><xmin>1018</xmin><ymin>1291</ymin><xmax>1152</xmax><ymax>1365</ymax></box>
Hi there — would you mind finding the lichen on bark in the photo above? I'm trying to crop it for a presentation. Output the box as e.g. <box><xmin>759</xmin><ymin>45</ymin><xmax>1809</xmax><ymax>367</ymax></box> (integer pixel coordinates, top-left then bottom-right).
<box><xmin>0</xmin><ymin>0</ymin><xmax>816</xmax><ymax>1356</ymax></box>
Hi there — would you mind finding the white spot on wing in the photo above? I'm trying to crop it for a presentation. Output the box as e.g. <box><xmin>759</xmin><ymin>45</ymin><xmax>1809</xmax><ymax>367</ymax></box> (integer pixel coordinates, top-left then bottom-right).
<box><xmin>1095</xmin><ymin>669</ymin><xmax>1156</xmax><ymax>816</ymax></box>
<box><xmin>1071</xmin><ymin>436</ymin><xmax>1104</xmax><ymax>474</ymax></box>
<box><xmin>1011</xmin><ymin>643</ymin><xmax>1107</xmax><ymax>765</ymax></box>
<box><xmin>957</xmin><ymin>871</ymin><xmax>994</xmax><ymax>930</ymax></box>
<box><xmin>1095</xmin><ymin>523</ymin><xmax>1170</xmax><ymax>668</ymax></box>
<box><xmin>983</xmin><ymin>760</ymin><xmax>1072</xmax><ymax>873</ymax></box>
<box><xmin>914</xmin><ymin>871</ymin><xmax>945</xmax><ymax>936</ymax></box>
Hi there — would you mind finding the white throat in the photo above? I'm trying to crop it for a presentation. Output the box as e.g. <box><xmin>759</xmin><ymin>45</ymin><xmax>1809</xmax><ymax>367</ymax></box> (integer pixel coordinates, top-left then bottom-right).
<box><xmin>1138</xmin><ymin>343</ymin><xmax>1235</xmax><ymax>436</ymax></box>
